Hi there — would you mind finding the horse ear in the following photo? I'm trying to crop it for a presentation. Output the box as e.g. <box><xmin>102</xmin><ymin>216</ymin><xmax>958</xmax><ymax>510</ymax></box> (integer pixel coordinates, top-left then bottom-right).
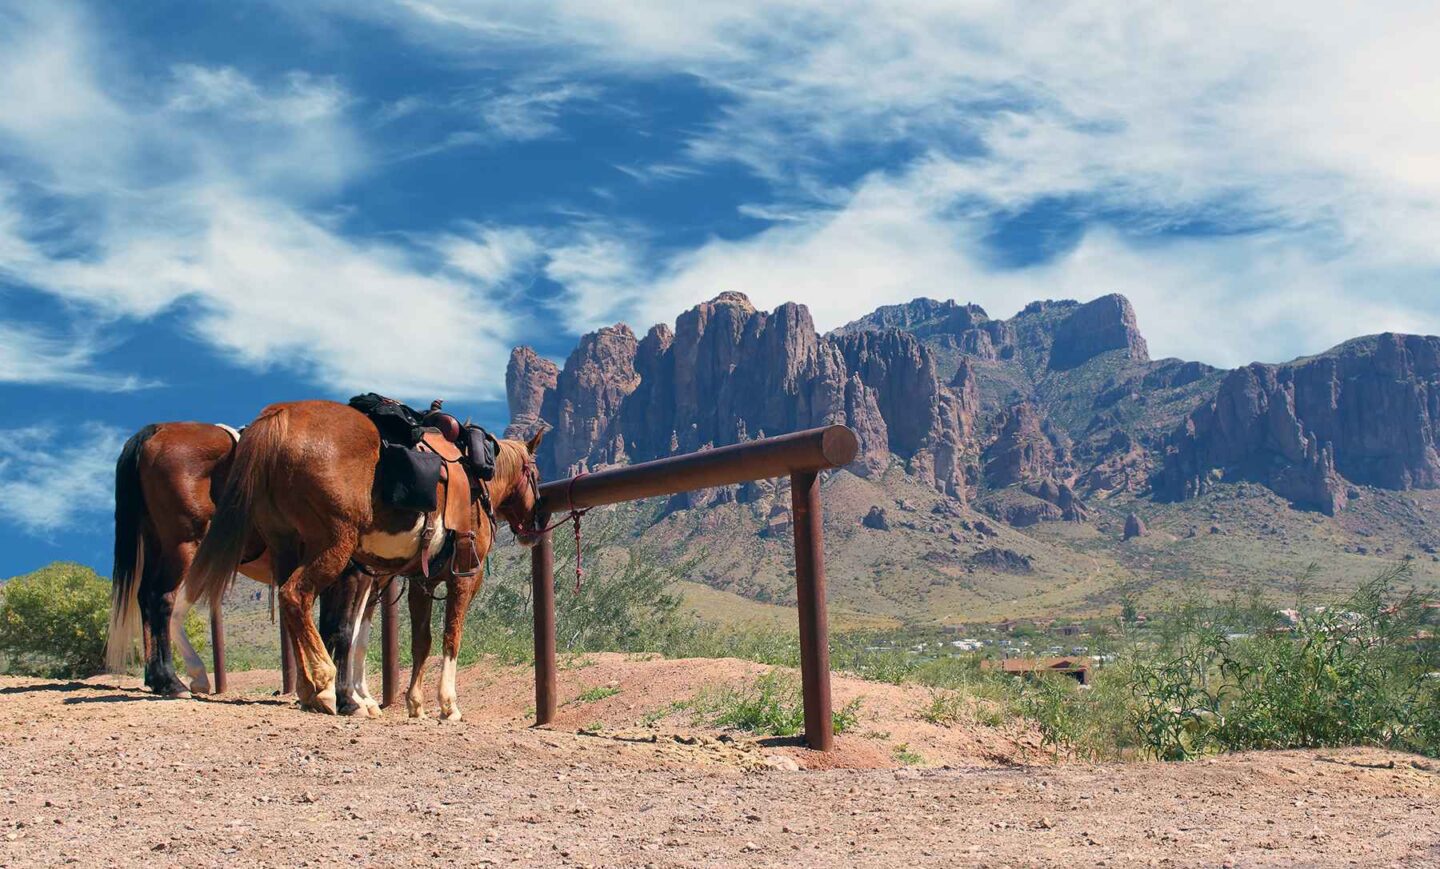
<box><xmin>525</xmin><ymin>427</ymin><xmax>546</xmax><ymax>455</ymax></box>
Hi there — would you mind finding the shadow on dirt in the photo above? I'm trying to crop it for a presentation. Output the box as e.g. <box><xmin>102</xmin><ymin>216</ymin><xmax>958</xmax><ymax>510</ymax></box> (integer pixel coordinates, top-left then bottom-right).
<box><xmin>0</xmin><ymin>681</ymin><xmax>137</xmax><ymax>696</ymax></box>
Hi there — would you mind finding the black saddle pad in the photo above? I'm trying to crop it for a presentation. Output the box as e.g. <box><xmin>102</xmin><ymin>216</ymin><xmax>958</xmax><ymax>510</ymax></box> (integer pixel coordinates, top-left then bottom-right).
<box><xmin>348</xmin><ymin>393</ymin><xmax>425</xmax><ymax>447</ymax></box>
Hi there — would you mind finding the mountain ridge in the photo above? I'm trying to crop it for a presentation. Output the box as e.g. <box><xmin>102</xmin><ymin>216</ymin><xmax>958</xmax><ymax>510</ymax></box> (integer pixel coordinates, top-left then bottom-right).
<box><xmin>506</xmin><ymin>292</ymin><xmax>1440</xmax><ymax>622</ymax></box>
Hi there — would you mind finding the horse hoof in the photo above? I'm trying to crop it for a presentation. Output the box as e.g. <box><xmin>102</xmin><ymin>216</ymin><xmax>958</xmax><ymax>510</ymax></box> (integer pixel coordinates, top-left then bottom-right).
<box><xmin>440</xmin><ymin>708</ymin><xmax>463</xmax><ymax>722</ymax></box>
<box><xmin>364</xmin><ymin>702</ymin><xmax>384</xmax><ymax>720</ymax></box>
<box><xmin>312</xmin><ymin>687</ymin><xmax>338</xmax><ymax>715</ymax></box>
<box><xmin>189</xmin><ymin>676</ymin><xmax>212</xmax><ymax>695</ymax></box>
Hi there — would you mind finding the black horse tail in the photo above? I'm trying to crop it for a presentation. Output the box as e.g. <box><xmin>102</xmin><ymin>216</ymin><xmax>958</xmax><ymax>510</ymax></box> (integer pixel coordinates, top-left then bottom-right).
<box><xmin>106</xmin><ymin>424</ymin><xmax>159</xmax><ymax>674</ymax></box>
<box><xmin>188</xmin><ymin>406</ymin><xmax>287</xmax><ymax>612</ymax></box>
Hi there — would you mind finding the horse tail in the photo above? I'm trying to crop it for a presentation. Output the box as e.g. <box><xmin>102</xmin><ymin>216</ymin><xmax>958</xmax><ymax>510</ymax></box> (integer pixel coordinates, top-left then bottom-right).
<box><xmin>188</xmin><ymin>406</ymin><xmax>288</xmax><ymax>613</ymax></box>
<box><xmin>106</xmin><ymin>424</ymin><xmax>159</xmax><ymax>674</ymax></box>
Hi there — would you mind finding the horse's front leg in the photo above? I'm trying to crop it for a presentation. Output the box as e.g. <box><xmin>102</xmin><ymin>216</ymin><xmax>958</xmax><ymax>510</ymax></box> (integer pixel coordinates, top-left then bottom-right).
<box><xmin>322</xmin><ymin>570</ymin><xmax>375</xmax><ymax>717</ymax></box>
<box><xmin>406</xmin><ymin>579</ymin><xmax>434</xmax><ymax>718</ymax></box>
<box><xmin>353</xmin><ymin>579</ymin><xmax>382</xmax><ymax>718</ymax></box>
<box><xmin>438</xmin><ymin>573</ymin><xmax>481</xmax><ymax>722</ymax></box>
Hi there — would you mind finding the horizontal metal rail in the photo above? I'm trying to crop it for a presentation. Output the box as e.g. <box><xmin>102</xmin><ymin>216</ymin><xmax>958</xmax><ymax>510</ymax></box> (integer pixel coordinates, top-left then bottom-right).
<box><xmin>537</xmin><ymin>424</ymin><xmax>859</xmax><ymax>512</ymax></box>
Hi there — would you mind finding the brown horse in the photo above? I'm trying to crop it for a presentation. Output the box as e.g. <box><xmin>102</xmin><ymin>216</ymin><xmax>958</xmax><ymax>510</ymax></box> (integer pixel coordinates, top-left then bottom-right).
<box><xmin>107</xmin><ymin>422</ymin><xmax>381</xmax><ymax>714</ymax></box>
<box><xmin>185</xmin><ymin>400</ymin><xmax>546</xmax><ymax>717</ymax></box>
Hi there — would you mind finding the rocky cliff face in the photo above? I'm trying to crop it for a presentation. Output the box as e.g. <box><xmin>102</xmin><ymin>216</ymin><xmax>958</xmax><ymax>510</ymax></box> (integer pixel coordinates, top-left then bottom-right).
<box><xmin>508</xmin><ymin>292</ymin><xmax>976</xmax><ymax>497</ymax></box>
<box><xmin>509</xmin><ymin>292</ymin><xmax>1440</xmax><ymax>522</ymax></box>
<box><xmin>1047</xmin><ymin>294</ymin><xmax>1149</xmax><ymax>370</ymax></box>
<box><xmin>1155</xmin><ymin>334</ymin><xmax>1440</xmax><ymax>514</ymax></box>
<box><xmin>504</xmin><ymin>347</ymin><xmax>558</xmax><ymax>441</ymax></box>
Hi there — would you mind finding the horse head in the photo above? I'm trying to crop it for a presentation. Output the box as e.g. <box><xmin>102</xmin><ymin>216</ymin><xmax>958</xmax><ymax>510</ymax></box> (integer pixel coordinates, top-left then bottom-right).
<box><xmin>496</xmin><ymin>429</ymin><xmax>550</xmax><ymax>547</ymax></box>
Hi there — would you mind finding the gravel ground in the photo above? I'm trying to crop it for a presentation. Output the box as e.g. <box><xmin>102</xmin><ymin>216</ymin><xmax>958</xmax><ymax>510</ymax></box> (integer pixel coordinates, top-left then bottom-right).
<box><xmin>1</xmin><ymin>659</ymin><xmax>1437</xmax><ymax>868</ymax></box>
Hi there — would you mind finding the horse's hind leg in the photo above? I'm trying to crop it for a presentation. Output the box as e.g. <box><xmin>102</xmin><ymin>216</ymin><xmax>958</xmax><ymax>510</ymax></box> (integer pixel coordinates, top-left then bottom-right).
<box><xmin>168</xmin><ymin>540</ymin><xmax>211</xmax><ymax>694</ymax></box>
<box><xmin>279</xmin><ymin>544</ymin><xmax>348</xmax><ymax>715</ymax></box>
<box><xmin>141</xmin><ymin>540</ymin><xmax>191</xmax><ymax>697</ymax></box>
<box><xmin>438</xmin><ymin>574</ymin><xmax>481</xmax><ymax>722</ymax></box>
<box><xmin>406</xmin><ymin>580</ymin><xmax>434</xmax><ymax>719</ymax></box>
<box><xmin>170</xmin><ymin>594</ymin><xmax>210</xmax><ymax>695</ymax></box>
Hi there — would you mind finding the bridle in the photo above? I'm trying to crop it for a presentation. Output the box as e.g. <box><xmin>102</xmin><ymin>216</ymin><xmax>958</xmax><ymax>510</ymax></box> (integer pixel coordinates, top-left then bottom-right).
<box><xmin>507</xmin><ymin>450</ymin><xmax>591</xmax><ymax>592</ymax></box>
<box><xmin>505</xmin><ymin>451</ymin><xmax>547</xmax><ymax>540</ymax></box>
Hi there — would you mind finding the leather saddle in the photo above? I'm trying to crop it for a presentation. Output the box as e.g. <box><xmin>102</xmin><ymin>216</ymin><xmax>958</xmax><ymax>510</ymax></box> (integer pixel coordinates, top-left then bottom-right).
<box><xmin>347</xmin><ymin>394</ymin><xmax>500</xmax><ymax>580</ymax></box>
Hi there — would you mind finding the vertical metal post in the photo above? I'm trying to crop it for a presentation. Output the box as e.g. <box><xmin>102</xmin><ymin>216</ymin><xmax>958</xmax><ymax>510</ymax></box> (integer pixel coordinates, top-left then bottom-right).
<box><xmin>381</xmin><ymin>579</ymin><xmax>401</xmax><ymax>708</ymax></box>
<box><xmin>210</xmin><ymin>602</ymin><xmax>227</xmax><ymax>695</ymax></box>
<box><xmin>532</xmin><ymin>532</ymin><xmax>557</xmax><ymax>726</ymax></box>
<box><xmin>790</xmin><ymin>470</ymin><xmax>834</xmax><ymax>751</ymax></box>
<box><xmin>279</xmin><ymin>616</ymin><xmax>297</xmax><ymax>695</ymax></box>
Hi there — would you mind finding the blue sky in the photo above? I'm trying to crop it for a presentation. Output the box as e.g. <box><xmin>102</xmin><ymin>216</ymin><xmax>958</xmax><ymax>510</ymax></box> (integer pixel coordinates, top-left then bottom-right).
<box><xmin>3</xmin><ymin>0</ymin><xmax>1439</xmax><ymax>576</ymax></box>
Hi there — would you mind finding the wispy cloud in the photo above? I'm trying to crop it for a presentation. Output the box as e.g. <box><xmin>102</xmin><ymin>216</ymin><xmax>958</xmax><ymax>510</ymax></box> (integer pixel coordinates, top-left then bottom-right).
<box><xmin>380</xmin><ymin>78</ymin><xmax>600</xmax><ymax>161</ymax></box>
<box><xmin>520</xmin><ymin>157</ymin><xmax>1440</xmax><ymax>367</ymax></box>
<box><xmin>0</xmin><ymin>319</ymin><xmax>154</xmax><ymax>391</ymax></box>
<box><xmin>330</xmin><ymin>0</ymin><xmax>1440</xmax><ymax>365</ymax></box>
<box><xmin>0</xmin><ymin>423</ymin><xmax>126</xmax><ymax>536</ymax></box>
<box><xmin>0</xmin><ymin>2</ymin><xmax>534</xmax><ymax>402</ymax></box>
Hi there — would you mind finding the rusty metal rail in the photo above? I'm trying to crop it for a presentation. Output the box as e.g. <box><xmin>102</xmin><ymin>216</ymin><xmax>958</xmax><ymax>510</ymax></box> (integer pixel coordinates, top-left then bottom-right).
<box><xmin>531</xmin><ymin>423</ymin><xmax>858</xmax><ymax>750</ymax></box>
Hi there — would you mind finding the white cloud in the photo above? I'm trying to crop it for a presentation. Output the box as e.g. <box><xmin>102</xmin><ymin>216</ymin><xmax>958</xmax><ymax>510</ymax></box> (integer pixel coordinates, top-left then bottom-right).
<box><xmin>0</xmin><ymin>2</ymin><xmax>531</xmax><ymax>402</ymax></box>
<box><xmin>0</xmin><ymin>319</ymin><xmax>153</xmax><ymax>391</ymax></box>
<box><xmin>478</xmin><ymin>81</ymin><xmax>598</xmax><ymax>141</ymax></box>
<box><xmin>0</xmin><ymin>423</ymin><xmax>125</xmax><ymax>536</ymax></box>
<box><xmin>333</xmin><ymin>0</ymin><xmax>1440</xmax><ymax>364</ymax></box>
<box><xmin>541</xmin><ymin>158</ymin><xmax>1440</xmax><ymax>367</ymax></box>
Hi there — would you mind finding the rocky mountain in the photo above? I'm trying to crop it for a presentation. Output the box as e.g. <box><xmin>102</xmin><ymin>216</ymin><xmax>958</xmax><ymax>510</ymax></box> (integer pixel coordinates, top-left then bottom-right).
<box><xmin>509</xmin><ymin>291</ymin><xmax>974</xmax><ymax>498</ymax></box>
<box><xmin>507</xmin><ymin>292</ymin><xmax>1440</xmax><ymax>623</ymax></box>
<box><xmin>1154</xmin><ymin>334</ymin><xmax>1440</xmax><ymax>515</ymax></box>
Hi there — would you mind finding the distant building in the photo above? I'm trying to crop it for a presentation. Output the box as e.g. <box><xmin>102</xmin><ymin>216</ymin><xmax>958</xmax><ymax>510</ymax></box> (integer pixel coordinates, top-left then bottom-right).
<box><xmin>984</xmin><ymin>656</ymin><xmax>1091</xmax><ymax>685</ymax></box>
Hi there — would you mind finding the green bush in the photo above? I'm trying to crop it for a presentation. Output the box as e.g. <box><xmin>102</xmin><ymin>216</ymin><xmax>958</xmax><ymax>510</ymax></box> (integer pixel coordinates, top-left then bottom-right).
<box><xmin>0</xmin><ymin>562</ymin><xmax>111</xmax><ymax>678</ymax></box>
<box><xmin>996</xmin><ymin>565</ymin><xmax>1440</xmax><ymax>761</ymax></box>
<box><xmin>696</xmin><ymin>671</ymin><xmax>860</xmax><ymax>737</ymax></box>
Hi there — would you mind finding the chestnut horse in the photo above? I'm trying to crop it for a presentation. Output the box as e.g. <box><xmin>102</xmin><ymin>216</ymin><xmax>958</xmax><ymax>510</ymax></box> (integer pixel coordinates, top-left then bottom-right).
<box><xmin>106</xmin><ymin>422</ymin><xmax>381</xmax><ymax>714</ymax></box>
<box><xmin>185</xmin><ymin>400</ymin><xmax>546</xmax><ymax>717</ymax></box>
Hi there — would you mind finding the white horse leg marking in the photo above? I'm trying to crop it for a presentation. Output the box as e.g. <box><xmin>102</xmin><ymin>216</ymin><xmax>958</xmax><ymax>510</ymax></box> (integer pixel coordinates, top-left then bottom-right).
<box><xmin>170</xmin><ymin>597</ymin><xmax>210</xmax><ymax>694</ymax></box>
<box><xmin>353</xmin><ymin>608</ymin><xmax>380</xmax><ymax>718</ymax></box>
<box><xmin>438</xmin><ymin>654</ymin><xmax>461</xmax><ymax>722</ymax></box>
<box><xmin>340</xmin><ymin>582</ymin><xmax>371</xmax><ymax>716</ymax></box>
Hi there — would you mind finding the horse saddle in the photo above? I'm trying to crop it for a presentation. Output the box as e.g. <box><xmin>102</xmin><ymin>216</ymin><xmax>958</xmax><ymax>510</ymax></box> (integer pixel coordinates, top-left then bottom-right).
<box><xmin>349</xmin><ymin>393</ymin><xmax>500</xmax><ymax>514</ymax></box>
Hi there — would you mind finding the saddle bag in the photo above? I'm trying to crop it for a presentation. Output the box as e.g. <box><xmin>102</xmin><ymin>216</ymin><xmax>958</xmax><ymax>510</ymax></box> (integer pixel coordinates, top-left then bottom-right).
<box><xmin>462</xmin><ymin>424</ymin><xmax>500</xmax><ymax>482</ymax></box>
<box><xmin>376</xmin><ymin>444</ymin><xmax>443</xmax><ymax>513</ymax></box>
<box><xmin>348</xmin><ymin>393</ymin><xmax>425</xmax><ymax>447</ymax></box>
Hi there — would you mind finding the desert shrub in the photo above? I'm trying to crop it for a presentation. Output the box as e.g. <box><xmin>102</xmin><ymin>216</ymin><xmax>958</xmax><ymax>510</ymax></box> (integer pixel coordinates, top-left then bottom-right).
<box><xmin>1019</xmin><ymin>674</ymin><xmax>1082</xmax><ymax>756</ymax></box>
<box><xmin>697</xmin><ymin>671</ymin><xmax>860</xmax><ymax>737</ymax></box>
<box><xmin>573</xmin><ymin>684</ymin><xmax>620</xmax><ymax>703</ymax></box>
<box><xmin>0</xmin><ymin>562</ymin><xmax>111</xmax><ymax>678</ymax></box>
<box><xmin>1215</xmin><ymin>569</ymin><xmax>1437</xmax><ymax>755</ymax></box>
<box><xmin>997</xmin><ymin>565</ymin><xmax>1439</xmax><ymax>761</ymax></box>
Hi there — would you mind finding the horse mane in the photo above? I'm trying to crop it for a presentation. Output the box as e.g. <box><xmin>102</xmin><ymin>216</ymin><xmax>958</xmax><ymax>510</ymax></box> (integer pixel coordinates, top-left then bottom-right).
<box><xmin>490</xmin><ymin>439</ymin><xmax>530</xmax><ymax>503</ymax></box>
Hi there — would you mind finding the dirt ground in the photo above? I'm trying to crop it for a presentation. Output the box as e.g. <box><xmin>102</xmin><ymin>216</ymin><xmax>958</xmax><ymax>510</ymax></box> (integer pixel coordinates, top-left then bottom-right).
<box><xmin>1</xmin><ymin>655</ymin><xmax>1437</xmax><ymax>867</ymax></box>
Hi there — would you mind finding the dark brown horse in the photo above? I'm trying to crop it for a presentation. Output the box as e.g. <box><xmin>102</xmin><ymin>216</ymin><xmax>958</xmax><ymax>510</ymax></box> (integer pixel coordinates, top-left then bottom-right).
<box><xmin>107</xmin><ymin>422</ymin><xmax>380</xmax><ymax>714</ymax></box>
<box><xmin>185</xmin><ymin>400</ymin><xmax>546</xmax><ymax>717</ymax></box>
